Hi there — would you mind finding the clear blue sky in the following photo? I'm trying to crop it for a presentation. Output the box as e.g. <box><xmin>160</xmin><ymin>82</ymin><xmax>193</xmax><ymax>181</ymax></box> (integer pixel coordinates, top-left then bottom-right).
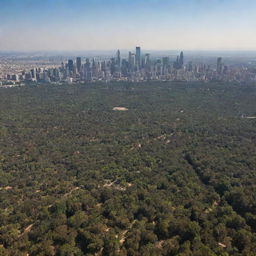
<box><xmin>0</xmin><ymin>0</ymin><xmax>255</xmax><ymax>51</ymax></box>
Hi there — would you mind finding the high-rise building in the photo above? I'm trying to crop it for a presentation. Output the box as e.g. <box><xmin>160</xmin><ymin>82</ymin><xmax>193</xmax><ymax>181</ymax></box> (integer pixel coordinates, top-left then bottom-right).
<box><xmin>174</xmin><ymin>56</ymin><xmax>180</xmax><ymax>69</ymax></box>
<box><xmin>173</xmin><ymin>52</ymin><xmax>184</xmax><ymax>69</ymax></box>
<box><xmin>179</xmin><ymin>51</ymin><xmax>184</xmax><ymax>68</ymax></box>
<box><xmin>110</xmin><ymin>58</ymin><xmax>116</xmax><ymax>75</ymax></box>
<box><xmin>84</xmin><ymin>58</ymin><xmax>91</xmax><ymax>80</ymax></box>
<box><xmin>31</xmin><ymin>68</ymin><xmax>37</xmax><ymax>80</ymax></box>
<box><xmin>135</xmin><ymin>46</ymin><xmax>141</xmax><ymax>69</ymax></box>
<box><xmin>187</xmin><ymin>61</ymin><xmax>193</xmax><ymax>72</ymax></box>
<box><xmin>217</xmin><ymin>57</ymin><xmax>223</xmax><ymax>74</ymax></box>
<box><xmin>144</xmin><ymin>53</ymin><xmax>150</xmax><ymax>71</ymax></box>
<box><xmin>144</xmin><ymin>53</ymin><xmax>150</xmax><ymax>64</ymax></box>
<box><xmin>85</xmin><ymin>58</ymin><xmax>90</xmax><ymax>70</ymax></box>
<box><xmin>116</xmin><ymin>50</ymin><xmax>121</xmax><ymax>68</ymax></box>
<box><xmin>68</xmin><ymin>59</ymin><xmax>74</xmax><ymax>74</ymax></box>
<box><xmin>128</xmin><ymin>52</ymin><xmax>132</xmax><ymax>65</ymax></box>
<box><xmin>223</xmin><ymin>65</ymin><xmax>228</xmax><ymax>74</ymax></box>
<box><xmin>121</xmin><ymin>59</ymin><xmax>129</xmax><ymax>77</ymax></box>
<box><xmin>162</xmin><ymin>57</ymin><xmax>169</xmax><ymax>67</ymax></box>
<box><xmin>76</xmin><ymin>57</ymin><xmax>82</xmax><ymax>73</ymax></box>
<box><xmin>128</xmin><ymin>52</ymin><xmax>136</xmax><ymax>71</ymax></box>
<box><xmin>92</xmin><ymin>58</ymin><xmax>97</xmax><ymax>77</ymax></box>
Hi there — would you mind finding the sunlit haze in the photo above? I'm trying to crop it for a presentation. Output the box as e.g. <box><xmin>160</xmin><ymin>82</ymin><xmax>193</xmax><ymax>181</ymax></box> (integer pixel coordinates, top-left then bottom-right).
<box><xmin>1</xmin><ymin>0</ymin><xmax>256</xmax><ymax>51</ymax></box>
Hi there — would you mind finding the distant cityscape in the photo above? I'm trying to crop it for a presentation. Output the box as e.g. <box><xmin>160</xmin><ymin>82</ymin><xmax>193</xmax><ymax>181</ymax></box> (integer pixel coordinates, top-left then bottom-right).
<box><xmin>1</xmin><ymin>46</ymin><xmax>256</xmax><ymax>87</ymax></box>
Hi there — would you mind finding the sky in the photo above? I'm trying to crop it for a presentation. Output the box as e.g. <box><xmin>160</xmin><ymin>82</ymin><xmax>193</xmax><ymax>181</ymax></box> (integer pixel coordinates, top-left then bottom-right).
<box><xmin>0</xmin><ymin>0</ymin><xmax>256</xmax><ymax>51</ymax></box>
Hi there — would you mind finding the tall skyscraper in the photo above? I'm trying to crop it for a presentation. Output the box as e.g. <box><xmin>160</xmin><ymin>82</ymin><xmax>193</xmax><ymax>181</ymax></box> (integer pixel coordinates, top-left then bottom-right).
<box><xmin>135</xmin><ymin>46</ymin><xmax>141</xmax><ymax>69</ymax></box>
<box><xmin>92</xmin><ymin>58</ymin><xmax>97</xmax><ymax>77</ymax></box>
<box><xmin>173</xmin><ymin>52</ymin><xmax>184</xmax><ymax>69</ymax></box>
<box><xmin>116</xmin><ymin>50</ymin><xmax>121</xmax><ymax>68</ymax></box>
<box><xmin>128</xmin><ymin>52</ymin><xmax>132</xmax><ymax>65</ymax></box>
<box><xmin>128</xmin><ymin>52</ymin><xmax>136</xmax><ymax>71</ymax></box>
<box><xmin>110</xmin><ymin>58</ymin><xmax>116</xmax><ymax>75</ymax></box>
<box><xmin>84</xmin><ymin>58</ymin><xmax>91</xmax><ymax>80</ymax></box>
<box><xmin>144</xmin><ymin>53</ymin><xmax>150</xmax><ymax>65</ymax></box>
<box><xmin>217</xmin><ymin>57</ymin><xmax>223</xmax><ymax>74</ymax></box>
<box><xmin>174</xmin><ymin>56</ymin><xmax>180</xmax><ymax>69</ymax></box>
<box><xmin>76</xmin><ymin>57</ymin><xmax>82</xmax><ymax>73</ymax></box>
<box><xmin>68</xmin><ymin>59</ymin><xmax>74</xmax><ymax>75</ymax></box>
<box><xmin>179</xmin><ymin>51</ymin><xmax>184</xmax><ymax>68</ymax></box>
<box><xmin>144</xmin><ymin>53</ymin><xmax>150</xmax><ymax>69</ymax></box>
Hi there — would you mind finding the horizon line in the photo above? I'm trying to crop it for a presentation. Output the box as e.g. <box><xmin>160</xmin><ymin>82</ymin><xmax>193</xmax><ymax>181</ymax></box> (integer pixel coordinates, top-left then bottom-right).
<box><xmin>1</xmin><ymin>48</ymin><xmax>256</xmax><ymax>53</ymax></box>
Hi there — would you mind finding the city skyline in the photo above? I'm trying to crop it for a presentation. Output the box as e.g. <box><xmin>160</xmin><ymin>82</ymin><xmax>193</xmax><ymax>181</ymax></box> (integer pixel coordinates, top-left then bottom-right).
<box><xmin>1</xmin><ymin>0</ymin><xmax>256</xmax><ymax>51</ymax></box>
<box><xmin>2</xmin><ymin>45</ymin><xmax>256</xmax><ymax>87</ymax></box>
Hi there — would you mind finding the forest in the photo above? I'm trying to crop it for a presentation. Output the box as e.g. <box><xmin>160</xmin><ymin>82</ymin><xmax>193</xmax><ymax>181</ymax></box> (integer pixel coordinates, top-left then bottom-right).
<box><xmin>0</xmin><ymin>81</ymin><xmax>256</xmax><ymax>256</ymax></box>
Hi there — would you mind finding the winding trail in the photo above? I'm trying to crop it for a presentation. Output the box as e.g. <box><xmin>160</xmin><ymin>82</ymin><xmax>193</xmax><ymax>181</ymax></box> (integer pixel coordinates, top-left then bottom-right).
<box><xmin>19</xmin><ymin>186</ymin><xmax>81</xmax><ymax>240</ymax></box>
<box><xmin>119</xmin><ymin>220</ymin><xmax>136</xmax><ymax>248</ymax></box>
<box><xmin>18</xmin><ymin>224</ymin><xmax>34</xmax><ymax>238</ymax></box>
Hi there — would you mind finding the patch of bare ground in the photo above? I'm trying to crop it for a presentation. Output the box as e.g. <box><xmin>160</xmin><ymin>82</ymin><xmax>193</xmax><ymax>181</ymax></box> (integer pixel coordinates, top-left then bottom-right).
<box><xmin>129</xmin><ymin>143</ymin><xmax>142</xmax><ymax>151</ymax></box>
<box><xmin>0</xmin><ymin>186</ymin><xmax>13</xmax><ymax>191</ymax></box>
<box><xmin>218</xmin><ymin>242</ymin><xmax>227</xmax><ymax>248</ymax></box>
<box><xmin>113</xmin><ymin>107</ymin><xmax>128</xmax><ymax>111</ymax></box>
<box><xmin>155</xmin><ymin>240</ymin><xmax>164</xmax><ymax>249</ymax></box>
<box><xmin>103</xmin><ymin>180</ymin><xmax>132</xmax><ymax>191</ymax></box>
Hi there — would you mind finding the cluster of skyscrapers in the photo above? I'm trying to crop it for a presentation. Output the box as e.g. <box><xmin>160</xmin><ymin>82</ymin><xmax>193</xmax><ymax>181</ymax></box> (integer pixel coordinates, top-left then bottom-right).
<box><xmin>2</xmin><ymin>46</ymin><xmax>256</xmax><ymax>86</ymax></box>
<box><xmin>62</xmin><ymin>47</ymin><xmax>185</xmax><ymax>83</ymax></box>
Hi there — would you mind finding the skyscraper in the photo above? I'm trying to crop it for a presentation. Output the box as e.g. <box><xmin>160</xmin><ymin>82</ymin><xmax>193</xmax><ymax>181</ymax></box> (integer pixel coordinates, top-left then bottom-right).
<box><xmin>110</xmin><ymin>58</ymin><xmax>116</xmax><ymax>75</ymax></box>
<box><xmin>144</xmin><ymin>53</ymin><xmax>150</xmax><ymax>69</ymax></box>
<box><xmin>162</xmin><ymin>57</ymin><xmax>169</xmax><ymax>67</ymax></box>
<box><xmin>76</xmin><ymin>57</ymin><xmax>82</xmax><ymax>73</ymax></box>
<box><xmin>174</xmin><ymin>56</ymin><xmax>180</xmax><ymax>69</ymax></box>
<box><xmin>116</xmin><ymin>50</ymin><xmax>121</xmax><ymax>68</ymax></box>
<box><xmin>128</xmin><ymin>52</ymin><xmax>132</xmax><ymax>65</ymax></box>
<box><xmin>31</xmin><ymin>68</ymin><xmax>37</xmax><ymax>80</ymax></box>
<box><xmin>135</xmin><ymin>46</ymin><xmax>141</xmax><ymax>69</ymax></box>
<box><xmin>128</xmin><ymin>52</ymin><xmax>135</xmax><ymax>71</ymax></box>
<box><xmin>173</xmin><ymin>52</ymin><xmax>184</xmax><ymax>69</ymax></box>
<box><xmin>179</xmin><ymin>51</ymin><xmax>184</xmax><ymax>68</ymax></box>
<box><xmin>144</xmin><ymin>53</ymin><xmax>150</xmax><ymax>64</ymax></box>
<box><xmin>188</xmin><ymin>61</ymin><xmax>193</xmax><ymax>72</ymax></box>
<box><xmin>217</xmin><ymin>57</ymin><xmax>223</xmax><ymax>74</ymax></box>
<box><xmin>68</xmin><ymin>59</ymin><xmax>74</xmax><ymax>75</ymax></box>
<box><xmin>84</xmin><ymin>58</ymin><xmax>91</xmax><ymax>81</ymax></box>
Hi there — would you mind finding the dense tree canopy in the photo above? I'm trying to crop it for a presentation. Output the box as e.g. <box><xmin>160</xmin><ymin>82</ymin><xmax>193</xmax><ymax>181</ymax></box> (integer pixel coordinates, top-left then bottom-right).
<box><xmin>0</xmin><ymin>81</ymin><xmax>256</xmax><ymax>255</ymax></box>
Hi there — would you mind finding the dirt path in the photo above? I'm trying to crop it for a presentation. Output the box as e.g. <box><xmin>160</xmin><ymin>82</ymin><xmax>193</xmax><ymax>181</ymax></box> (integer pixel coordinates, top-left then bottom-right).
<box><xmin>119</xmin><ymin>220</ymin><xmax>136</xmax><ymax>246</ymax></box>
<box><xmin>20</xmin><ymin>186</ymin><xmax>81</xmax><ymax>239</ymax></box>
<box><xmin>63</xmin><ymin>187</ymin><xmax>80</xmax><ymax>198</ymax></box>
<box><xmin>18</xmin><ymin>224</ymin><xmax>34</xmax><ymax>238</ymax></box>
